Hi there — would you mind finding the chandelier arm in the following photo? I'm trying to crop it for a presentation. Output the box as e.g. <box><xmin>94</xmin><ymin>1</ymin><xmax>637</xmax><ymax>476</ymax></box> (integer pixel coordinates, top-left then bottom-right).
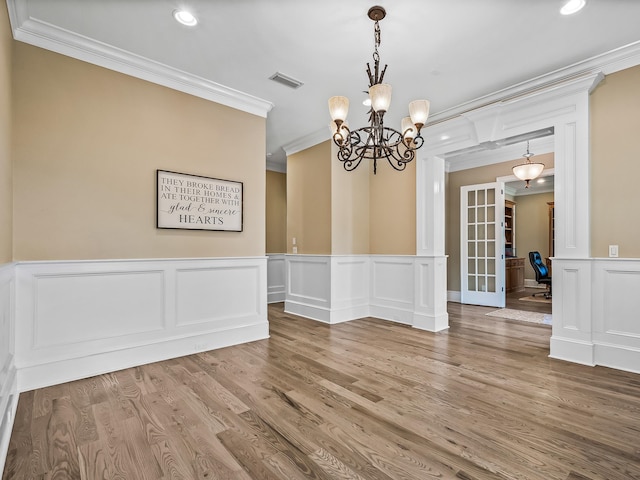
<box><xmin>378</xmin><ymin>64</ymin><xmax>387</xmax><ymax>84</ymax></box>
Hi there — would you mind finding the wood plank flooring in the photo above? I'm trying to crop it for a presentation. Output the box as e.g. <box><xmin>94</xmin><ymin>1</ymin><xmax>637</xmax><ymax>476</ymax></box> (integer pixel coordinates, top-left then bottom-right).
<box><xmin>4</xmin><ymin>302</ymin><xmax>639</xmax><ymax>479</ymax></box>
<box><xmin>506</xmin><ymin>287</ymin><xmax>552</xmax><ymax>314</ymax></box>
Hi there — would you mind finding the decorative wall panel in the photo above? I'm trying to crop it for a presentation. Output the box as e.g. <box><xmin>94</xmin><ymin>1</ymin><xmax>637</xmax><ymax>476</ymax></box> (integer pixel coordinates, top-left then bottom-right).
<box><xmin>14</xmin><ymin>257</ymin><xmax>268</xmax><ymax>391</ymax></box>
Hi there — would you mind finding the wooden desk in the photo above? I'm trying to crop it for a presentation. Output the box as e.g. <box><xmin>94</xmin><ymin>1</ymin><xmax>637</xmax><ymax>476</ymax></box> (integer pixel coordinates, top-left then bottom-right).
<box><xmin>506</xmin><ymin>257</ymin><xmax>525</xmax><ymax>293</ymax></box>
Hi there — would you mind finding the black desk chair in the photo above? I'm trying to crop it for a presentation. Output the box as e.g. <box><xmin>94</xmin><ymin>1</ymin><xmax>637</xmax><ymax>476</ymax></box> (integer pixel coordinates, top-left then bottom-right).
<box><xmin>529</xmin><ymin>251</ymin><xmax>552</xmax><ymax>299</ymax></box>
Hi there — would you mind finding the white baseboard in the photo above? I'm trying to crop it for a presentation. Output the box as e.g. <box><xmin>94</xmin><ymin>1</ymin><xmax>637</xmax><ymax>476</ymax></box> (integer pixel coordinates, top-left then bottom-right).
<box><xmin>549</xmin><ymin>336</ymin><xmax>595</xmax><ymax>367</ymax></box>
<box><xmin>524</xmin><ymin>279</ymin><xmax>546</xmax><ymax>288</ymax></box>
<box><xmin>413</xmin><ymin>312</ymin><xmax>450</xmax><ymax>332</ymax></box>
<box><xmin>267</xmin><ymin>292</ymin><xmax>285</xmax><ymax>303</ymax></box>
<box><xmin>594</xmin><ymin>342</ymin><xmax>640</xmax><ymax>375</ymax></box>
<box><xmin>369</xmin><ymin>305</ymin><xmax>413</xmax><ymax>325</ymax></box>
<box><xmin>18</xmin><ymin>322</ymin><xmax>268</xmax><ymax>391</ymax></box>
<box><xmin>447</xmin><ymin>290</ymin><xmax>461</xmax><ymax>303</ymax></box>
<box><xmin>285</xmin><ymin>300</ymin><xmax>331</xmax><ymax>323</ymax></box>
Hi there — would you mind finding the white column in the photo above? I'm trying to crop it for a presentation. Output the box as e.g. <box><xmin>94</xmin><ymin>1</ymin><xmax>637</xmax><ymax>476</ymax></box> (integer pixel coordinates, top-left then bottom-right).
<box><xmin>549</xmin><ymin>89</ymin><xmax>595</xmax><ymax>364</ymax></box>
<box><xmin>414</xmin><ymin>155</ymin><xmax>449</xmax><ymax>331</ymax></box>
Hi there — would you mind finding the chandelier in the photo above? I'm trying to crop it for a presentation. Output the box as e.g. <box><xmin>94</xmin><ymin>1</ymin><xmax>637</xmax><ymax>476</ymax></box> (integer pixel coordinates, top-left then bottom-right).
<box><xmin>328</xmin><ymin>6</ymin><xmax>430</xmax><ymax>174</ymax></box>
<box><xmin>512</xmin><ymin>141</ymin><xmax>545</xmax><ymax>188</ymax></box>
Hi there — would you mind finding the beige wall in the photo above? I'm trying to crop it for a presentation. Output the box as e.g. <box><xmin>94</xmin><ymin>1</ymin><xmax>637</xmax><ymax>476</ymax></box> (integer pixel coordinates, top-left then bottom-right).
<box><xmin>287</xmin><ymin>141</ymin><xmax>331</xmax><ymax>254</ymax></box>
<box><xmin>514</xmin><ymin>192</ymin><xmax>554</xmax><ymax>280</ymax></box>
<box><xmin>447</xmin><ymin>153</ymin><xmax>555</xmax><ymax>292</ymax></box>
<box><xmin>12</xmin><ymin>43</ymin><xmax>265</xmax><ymax>260</ymax></box>
<box><xmin>287</xmin><ymin>142</ymin><xmax>416</xmax><ymax>256</ymax></box>
<box><xmin>331</xmin><ymin>142</ymin><xmax>370</xmax><ymax>255</ymax></box>
<box><xmin>0</xmin><ymin>4</ymin><xmax>11</xmax><ymax>264</ymax></box>
<box><xmin>369</xmin><ymin>159</ymin><xmax>416</xmax><ymax>255</ymax></box>
<box><xmin>266</xmin><ymin>170</ymin><xmax>286</xmax><ymax>254</ymax></box>
<box><xmin>591</xmin><ymin>65</ymin><xmax>640</xmax><ymax>258</ymax></box>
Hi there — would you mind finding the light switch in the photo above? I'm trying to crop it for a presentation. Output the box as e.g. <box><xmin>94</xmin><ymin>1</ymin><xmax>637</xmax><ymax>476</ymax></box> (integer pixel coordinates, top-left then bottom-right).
<box><xmin>609</xmin><ymin>245</ymin><xmax>619</xmax><ymax>258</ymax></box>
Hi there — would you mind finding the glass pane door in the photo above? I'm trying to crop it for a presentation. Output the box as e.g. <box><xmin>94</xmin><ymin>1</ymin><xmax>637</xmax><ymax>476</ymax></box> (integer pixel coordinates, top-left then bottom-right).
<box><xmin>461</xmin><ymin>182</ymin><xmax>505</xmax><ymax>307</ymax></box>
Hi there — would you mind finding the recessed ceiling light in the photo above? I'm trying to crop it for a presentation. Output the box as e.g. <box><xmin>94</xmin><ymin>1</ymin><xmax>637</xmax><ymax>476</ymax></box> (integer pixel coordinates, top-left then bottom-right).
<box><xmin>560</xmin><ymin>0</ymin><xmax>586</xmax><ymax>15</ymax></box>
<box><xmin>537</xmin><ymin>178</ymin><xmax>546</xmax><ymax>184</ymax></box>
<box><xmin>363</xmin><ymin>98</ymin><xmax>372</xmax><ymax>107</ymax></box>
<box><xmin>173</xmin><ymin>9</ymin><xmax>198</xmax><ymax>26</ymax></box>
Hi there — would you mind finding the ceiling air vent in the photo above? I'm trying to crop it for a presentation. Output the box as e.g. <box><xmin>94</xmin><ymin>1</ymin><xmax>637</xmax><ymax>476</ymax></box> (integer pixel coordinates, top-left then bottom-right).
<box><xmin>269</xmin><ymin>72</ymin><xmax>304</xmax><ymax>89</ymax></box>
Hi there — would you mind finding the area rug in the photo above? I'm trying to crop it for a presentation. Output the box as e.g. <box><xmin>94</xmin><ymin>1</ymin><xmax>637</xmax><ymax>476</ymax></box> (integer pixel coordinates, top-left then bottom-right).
<box><xmin>486</xmin><ymin>308</ymin><xmax>552</xmax><ymax>325</ymax></box>
<box><xmin>519</xmin><ymin>295</ymin><xmax>551</xmax><ymax>304</ymax></box>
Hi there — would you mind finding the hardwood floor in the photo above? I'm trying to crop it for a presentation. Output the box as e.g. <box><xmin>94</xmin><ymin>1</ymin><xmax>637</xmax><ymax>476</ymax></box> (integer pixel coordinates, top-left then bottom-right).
<box><xmin>4</xmin><ymin>302</ymin><xmax>639</xmax><ymax>479</ymax></box>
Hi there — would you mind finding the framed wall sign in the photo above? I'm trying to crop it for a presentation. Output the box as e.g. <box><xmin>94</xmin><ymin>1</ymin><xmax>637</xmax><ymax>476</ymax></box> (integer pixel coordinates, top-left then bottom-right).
<box><xmin>156</xmin><ymin>170</ymin><xmax>243</xmax><ymax>232</ymax></box>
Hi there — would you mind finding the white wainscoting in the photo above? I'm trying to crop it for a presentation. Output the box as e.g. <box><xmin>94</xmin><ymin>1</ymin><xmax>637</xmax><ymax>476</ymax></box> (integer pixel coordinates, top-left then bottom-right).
<box><xmin>370</xmin><ymin>256</ymin><xmax>414</xmax><ymax>325</ymax></box>
<box><xmin>0</xmin><ymin>263</ymin><xmax>17</xmax><ymax>476</ymax></box>
<box><xmin>14</xmin><ymin>257</ymin><xmax>269</xmax><ymax>391</ymax></box>
<box><xmin>284</xmin><ymin>255</ymin><xmax>448</xmax><ymax>331</ymax></box>
<box><xmin>267</xmin><ymin>254</ymin><xmax>286</xmax><ymax>303</ymax></box>
<box><xmin>331</xmin><ymin>256</ymin><xmax>370</xmax><ymax>323</ymax></box>
<box><xmin>285</xmin><ymin>255</ymin><xmax>332</xmax><ymax>322</ymax></box>
<box><xmin>592</xmin><ymin>259</ymin><xmax>640</xmax><ymax>373</ymax></box>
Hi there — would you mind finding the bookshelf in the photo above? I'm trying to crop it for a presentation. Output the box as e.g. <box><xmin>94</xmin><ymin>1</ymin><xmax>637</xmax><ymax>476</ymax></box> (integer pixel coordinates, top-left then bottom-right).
<box><xmin>505</xmin><ymin>200</ymin><xmax>515</xmax><ymax>257</ymax></box>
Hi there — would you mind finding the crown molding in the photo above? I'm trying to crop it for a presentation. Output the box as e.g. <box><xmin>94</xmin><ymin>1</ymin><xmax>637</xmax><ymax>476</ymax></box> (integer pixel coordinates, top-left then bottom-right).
<box><xmin>6</xmin><ymin>3</ymin><xmax>274</xmax><ymax>118</ymax></box>
<box><xmin>282</xmin><ymin>128</ymin><xmax>330</xmax><ymax>156</ymax></box>
<box><xmin>430</xmin><ymin>40</ymin><xmax>640</xmax><ymax>125</ymax></box>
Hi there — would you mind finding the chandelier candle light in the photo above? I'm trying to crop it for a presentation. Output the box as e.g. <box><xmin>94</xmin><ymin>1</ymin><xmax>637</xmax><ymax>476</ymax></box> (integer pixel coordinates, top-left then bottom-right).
<box><xmin>328</xmin><ymin>6</ymin><xmax>430</xmax><ymax>174</ymax></box>
<box><xmin>512</xmin><ymin>141</ymin><xmax>545</xmax><ymax>188</ymax></box>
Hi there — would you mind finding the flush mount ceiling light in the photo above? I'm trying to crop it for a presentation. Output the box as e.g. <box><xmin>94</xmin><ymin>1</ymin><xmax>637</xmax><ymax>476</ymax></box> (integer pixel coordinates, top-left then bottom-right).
<box><xmin>173</xmin><ymin>9</ymin><xmax>198</xmax><ymax>26</ymax></box>
<box><xmin>328</xmin><ymin>6</ymin><xmax>429</xmax><ymax>174</ymax></box>
<box><xmin>512</xmin><ymin>141</ymin><xmax>545</xmax><ymax>188</ymax></box>
<box><xmin>560</xmin><ymin>0</ymin><xmax>586</xmax><ymax>15</ymax></box>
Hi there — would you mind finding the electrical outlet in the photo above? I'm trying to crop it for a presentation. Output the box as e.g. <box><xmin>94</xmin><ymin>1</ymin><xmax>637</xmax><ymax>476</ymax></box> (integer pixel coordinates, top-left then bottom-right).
<box><xmin>292</xmin><ymin>246</ymin><xmax>298</xmax><ymax>254</ymax></box>
<box><xmin>609</xmin><ymin>245</ymin><xmax>619</xmax><ymax>258</ymax></box>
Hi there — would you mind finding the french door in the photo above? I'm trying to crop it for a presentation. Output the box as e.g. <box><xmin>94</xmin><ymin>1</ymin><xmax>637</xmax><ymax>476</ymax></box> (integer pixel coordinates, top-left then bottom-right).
<box><xmin>460</xmin><ymin>182</ymin><xmax>505</xmax><ymax>307</ymax></box>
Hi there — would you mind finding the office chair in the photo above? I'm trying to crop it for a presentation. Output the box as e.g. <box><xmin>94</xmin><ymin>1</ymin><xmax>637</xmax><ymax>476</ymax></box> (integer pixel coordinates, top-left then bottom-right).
<box><xmin>529</xmin><ymin>251</ymin><xmax>551</xmax><ymax>298</ymax></box>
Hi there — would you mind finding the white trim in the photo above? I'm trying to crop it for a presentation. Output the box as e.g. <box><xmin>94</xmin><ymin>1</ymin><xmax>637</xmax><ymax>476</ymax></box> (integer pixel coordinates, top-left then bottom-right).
<box><xmin>447</xmin><ymin>290</ymin><xmax>462</xmax><ymax>303</ymax></box>
<box><xmin>18</xmin><ymin>322</ymin><xmax>268</xmax><ymax>392</ymax></box>
<box><xmin>282</xmin><ymin>128</ymin><xmax>330</xmax><ymax>156</ymax></box>
<box><xmin>6</xmin><ymin>9</ymin><xmax>273</xmax><ymax>117</ymax></box>
<box><xmin>446</xmin><ymin>136</ymin><xmax>556</xmax><ymax>173</ymax></box>
<box><xmin>429</xmin><ymin>41</ymin><xmax>640</xmax><ymax>125</ymax></box>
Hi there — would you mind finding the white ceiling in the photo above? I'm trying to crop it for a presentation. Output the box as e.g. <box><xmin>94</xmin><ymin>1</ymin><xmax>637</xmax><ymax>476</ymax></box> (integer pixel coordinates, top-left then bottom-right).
<box><xmin>7</xmin><ymin>0</ymin><xmax>640</xmax><ymax>170</ymax></box>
